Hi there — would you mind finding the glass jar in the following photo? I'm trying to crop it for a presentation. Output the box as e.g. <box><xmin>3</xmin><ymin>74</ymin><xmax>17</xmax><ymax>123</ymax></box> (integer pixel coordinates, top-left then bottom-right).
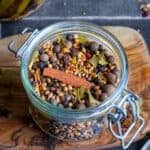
<box><xmin>8</xmin><ymin>21</ymin><xmax>144</xmax><ymax>149</ymax></box>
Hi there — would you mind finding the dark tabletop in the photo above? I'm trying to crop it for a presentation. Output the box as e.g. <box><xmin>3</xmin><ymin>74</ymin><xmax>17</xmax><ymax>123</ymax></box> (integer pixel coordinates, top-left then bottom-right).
<box><xmin>0</xmin><ymin>0</ymin><xmax>150</xmax><ymax>150</ymax></box>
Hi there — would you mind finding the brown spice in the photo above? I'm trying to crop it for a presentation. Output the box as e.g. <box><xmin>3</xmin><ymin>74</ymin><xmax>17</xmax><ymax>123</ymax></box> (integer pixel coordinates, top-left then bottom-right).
<box><xmin>35</xmin><ymin>69</ymin><xmax>41</xmax><ymax>85</ymax></box>
<box><xmin>43</xmin><ymin>68</ymin><xmax>90</xmax><ymax>90</ymax></box>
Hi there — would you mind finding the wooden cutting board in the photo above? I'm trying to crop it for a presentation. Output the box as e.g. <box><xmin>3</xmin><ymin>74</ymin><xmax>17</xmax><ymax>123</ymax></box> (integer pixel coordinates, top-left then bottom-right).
<box><xmin>0</xmin><ymin>27</ymin><xmax>150</xmax><ymax>150</ymax></box>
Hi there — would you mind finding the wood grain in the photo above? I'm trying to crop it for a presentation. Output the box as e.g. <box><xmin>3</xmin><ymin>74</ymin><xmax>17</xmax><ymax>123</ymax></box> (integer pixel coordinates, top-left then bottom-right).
<box><xmin>0</xmin><ymin>27</ymin><xmax>149</xmax><ymax>150</ymax></box>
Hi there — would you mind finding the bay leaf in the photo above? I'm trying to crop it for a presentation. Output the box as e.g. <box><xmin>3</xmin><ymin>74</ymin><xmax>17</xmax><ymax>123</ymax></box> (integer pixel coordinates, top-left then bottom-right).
<box><xmin>89</xmin><ymin>52</ymin><xmax>108</xmax><ymax>67</ymax></box>
<box><xmin>98</xmin><ymin>52</ymin><xmax>108</xmax><ymax>65</ymax></box>
<box><xmin>28</xmin><ymin>50</ymin><xmax>39</xmax><ymax>70</ymax></box>
<box><xmin>75</xmin><ymin>87</ymin><xmax>85</xmax><ymax>102</ymax></box>
<box><xmin>87</xmin><ymin>91</ymin><xmax>100</xmax><ymax>105</ymax></box>
<box><xmin>89</xmin><ymin>55</ymin><xmax>99</xmax><ymax>67</ymax></box>
<box><xmin>57</xmin><ymin>37</ymin><xmax>67</xmax><ymax>48</ymax></box>
<box><xmin>78</xmin><ymin>34</ymin><xmax>89</xmax><ymax>44</ymax></box>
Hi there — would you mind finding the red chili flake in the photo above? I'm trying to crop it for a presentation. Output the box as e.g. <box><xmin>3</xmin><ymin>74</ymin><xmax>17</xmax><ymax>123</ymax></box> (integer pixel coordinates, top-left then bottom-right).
<box><xmin>86</xmin><ymin>53</ymin><xmax>92</xmax><ymax>59</ymax></box>
<box><xmin>142</xmin><ymin>11</ymin><xmax>149</xmax><ymax>17</ymax></box>
<box><xmin>84</xmin><ymin>61</ymin><xmax>89</xmax><ymax>66</ymax></box>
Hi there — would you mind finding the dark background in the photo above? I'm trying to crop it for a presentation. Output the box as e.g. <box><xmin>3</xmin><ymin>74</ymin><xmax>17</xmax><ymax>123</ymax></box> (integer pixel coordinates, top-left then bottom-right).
<box><xmin>1</xmin><ymin>0</ymin><xmax>150</xmax><ymax>53</ymax></box>
<box><xmin>1</xmin><ymin>0</ymin><xmax>150</xmax><ymax>149</ymax></box>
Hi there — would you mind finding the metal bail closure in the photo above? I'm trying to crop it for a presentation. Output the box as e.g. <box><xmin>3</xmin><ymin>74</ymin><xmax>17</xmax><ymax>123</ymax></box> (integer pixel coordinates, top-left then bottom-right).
<box><xmin>108</xmin><ymin>89</ymin><xmax>145</xmax><ymax>149</ymax></box>
<box><xmin>8</xmin><ymin>28</ymin><xmax>39</xmax><ymax>58</ymax></box>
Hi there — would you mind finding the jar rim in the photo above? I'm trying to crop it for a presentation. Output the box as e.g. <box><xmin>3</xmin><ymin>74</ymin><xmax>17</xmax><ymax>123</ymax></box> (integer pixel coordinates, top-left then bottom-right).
<box><xmin>21</xmin><ymin>21</ymin><xmax>128</xmax><ymax>121</ymax></box>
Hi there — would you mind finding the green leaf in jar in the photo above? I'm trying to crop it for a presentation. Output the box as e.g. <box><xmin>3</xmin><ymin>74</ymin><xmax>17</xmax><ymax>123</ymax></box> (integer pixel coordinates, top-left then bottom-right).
<box><xmin>28</xmin><ymin>50</ymin><xmax>39</xmax><ymax>70</ymax></box>
<box><xmin>78</xmin><ymin>34</ymin><xmax>89</xmax><ymax>44</ymax></box>
<box><xmin>89</xmin><ymin>52</ymin><xmax>108</xmax><ymax>67</ymax></box>
<box><xmin>98</xmin><ymin>52</ymin><xmax>108</xmax><ymax>65</ymax></box>
<box><xmin>89</xmin><ymin>55</ymin><xmax>99</xmax><ymax>67</ymax></box>
<box><xmin>57</xmin><ymin>36</ymin><xmax>67</xmax><ymax>48</ymax></box>
<box><xmin>75</xmin><ymin>87</ymin><xmax>100</xmax><ymax>105</ymax></box>
<box><xmin>87</xmin><ymin>91</ymin><xmax>100</xmax><ymax>105</ymax></box>
<box><xmin>98</xmin><ymin>73</ymin><xmax>107</xmax><ymax>85</ymax></box>
<box><xmin>75</xmin><ymin>86</ymin><xmax>85</xmax><ymax>102</ymax></box>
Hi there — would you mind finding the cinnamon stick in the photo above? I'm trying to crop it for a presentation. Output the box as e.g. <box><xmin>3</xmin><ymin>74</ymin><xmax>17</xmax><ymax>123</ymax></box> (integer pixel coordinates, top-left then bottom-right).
<box><xmin>43</xmin><ymin>68</ymin><xmax>90</xmax><ymax>90</ymax></box>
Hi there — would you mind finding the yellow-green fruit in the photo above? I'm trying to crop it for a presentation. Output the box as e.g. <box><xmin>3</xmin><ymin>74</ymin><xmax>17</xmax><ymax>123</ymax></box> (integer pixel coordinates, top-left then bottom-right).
<box><xmin>0</xmin><ymin>0</ymin><xmax>15</xmax><ymax>16</ymax></box>
<box><xmin>11</xmin><ymin>0</ymin><xmax>31</xmax><ymax>19</ymax></box>
<box><xmin>0</xmin><ymin>0</ymin><xmax>31</xmax><ymax>18</ymax></box>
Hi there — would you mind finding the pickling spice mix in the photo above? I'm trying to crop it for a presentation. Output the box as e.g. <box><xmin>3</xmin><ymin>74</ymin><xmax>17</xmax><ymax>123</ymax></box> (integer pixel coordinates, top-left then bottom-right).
<box><xmin>28</xmin><ymin>33</ymin><xmax>119</xmax><ymax>109</ymax></box>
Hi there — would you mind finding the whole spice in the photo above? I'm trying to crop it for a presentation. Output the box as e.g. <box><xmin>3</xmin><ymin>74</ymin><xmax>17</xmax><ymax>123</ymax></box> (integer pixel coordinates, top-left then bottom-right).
<box><xmin>40</xmin><ymin>53</ymin><xmax>49</xmax><ymax>62</ymax></box>
<box><xmin>43</xmin><ymin>68</ymin><xmax>90</xmax><ymax>90</ymax></box>
<box><xmin>28</xmin><ymin>32</ymin><xmax>120</xmax><ymax>142</ymax></box>
<box><xmin>28</xmin><ymin>33</ymin><xmax>119</xmax><ymax>109</ymax></box>
<box><xmin>87</xmin><ymin>91</ymin><xmax>100</xmax><ymax>105</ymax></box>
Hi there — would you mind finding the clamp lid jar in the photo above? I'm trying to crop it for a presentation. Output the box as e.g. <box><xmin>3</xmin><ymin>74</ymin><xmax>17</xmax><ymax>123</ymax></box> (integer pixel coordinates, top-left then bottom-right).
<box><xmin>8</xmin><ymin>21</ymin><xmax>144</xmax><ymax>149</ymax></box>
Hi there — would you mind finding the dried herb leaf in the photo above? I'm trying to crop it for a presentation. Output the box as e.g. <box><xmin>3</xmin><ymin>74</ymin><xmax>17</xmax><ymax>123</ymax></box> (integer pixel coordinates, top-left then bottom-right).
<box><xmin>75</xmin><ymin>87</ymin><xmax>85</xmax><ymax>102</ymax></box>
<box><xmin>98</xmin><ymin>73</ymin><xmax>107</xmax><ymax>85</ymax></box>
<box><xmin>89</xmin><ymin>52</ymin><xmax>108</xmax><ymax>67</ymax></box>
<box><xmin>87</xmin><ymin>91</ymin><xmax>100</xmax><ymax>105</ymax></box>
<box><xmin>58</xmin><ymin>37</ymin><xmax>67</xmax><ymax>48</ymax></box>
<box><xmin>89</xmin><ymin>55</ymin><xmax>99</xmax><ymax>67</ymax></box>
<box><xmin>28</xmin><ymin>50</ymin><xmax>39</xmax><ymax>70</ymax></box>
<box><xmin>78</xmin><ymin>34</ymin><xmax>89</xmax><ymax>44</ymax></box>
<box><xmin>98</xmin><ymin>52</ymin><xmax>108</xmax><ymax>65</ymax></box>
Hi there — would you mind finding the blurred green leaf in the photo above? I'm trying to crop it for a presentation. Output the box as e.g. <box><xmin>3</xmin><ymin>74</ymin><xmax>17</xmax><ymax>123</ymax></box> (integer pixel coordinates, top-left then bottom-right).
<box><xmin>98</xmin><ymin>52</ymin><xmax>108</xmax><ymax>65</ymax></box>
<box><xmin>87</xmin><ymin>91</ymin><xmax>100</xmax><ymax>105</ymax></box>
<box><xmin>78</xmin><ymin>34</ymin><xmax>89</xmax><ymax>44</ymax></box>
<box><xmin>89</xmin><ymin>52</ymin><xmax>108</xmax><ymax>67</ymax></box>
<box><xmin>28</xmin><ymin>50</ymin><xmax>39</xmax><ymax>70</ymax></box>
<box><xmin>58</xmin><ymin>37</ymin><xmax>67</xmax><ymax>48</ymax></box>
<box><xmin>75</xmin><ymin>87</ymin><xmax>85</xmax><ymax>102</ymax></box>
